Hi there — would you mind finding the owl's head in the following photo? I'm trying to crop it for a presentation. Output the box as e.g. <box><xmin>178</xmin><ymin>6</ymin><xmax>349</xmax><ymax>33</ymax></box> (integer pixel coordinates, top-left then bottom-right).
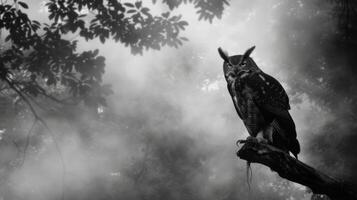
<box><xmin>218</xmin><ymin>46</ymin><xmax>259</xmax><ymax>80</ymax></box>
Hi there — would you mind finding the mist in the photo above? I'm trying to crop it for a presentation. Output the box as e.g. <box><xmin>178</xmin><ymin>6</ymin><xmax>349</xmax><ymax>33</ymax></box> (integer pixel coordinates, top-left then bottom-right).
<box><xmin>0</xmin><ymin>0</ymin><xmax>355</xmax><ymax>200</ymax></box>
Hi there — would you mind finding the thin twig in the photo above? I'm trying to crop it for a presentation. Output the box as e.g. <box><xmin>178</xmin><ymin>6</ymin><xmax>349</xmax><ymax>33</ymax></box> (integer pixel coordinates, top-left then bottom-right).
<box><xmin>4</xmin><ymin>76</ymin><xmax>40</xmax><ymax>119</ymax></box>
<box><xmin>19</xmin><ymin>119</ymin><xmax>37</xmax><ymax>166</ymax></box>
<box><xmin>38</xmin><ymin>118</ymin><xmax>66</xmax><ymax>200</ymax></box>
<box><xmin>4</xmin><ymin>76</ymin><xmax>66</xmax><ymax>200</ymax></box>
<box><xmin>38</xmin><ymin>90</ymin><xmax>78</xmax><ymax>105</ymax></box>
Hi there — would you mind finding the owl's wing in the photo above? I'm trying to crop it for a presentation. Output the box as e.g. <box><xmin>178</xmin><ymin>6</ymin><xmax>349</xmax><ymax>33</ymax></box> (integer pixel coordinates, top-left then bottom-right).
<box><xmin>245</xmin><ymin>72</ymin><xmax>297</xmax><ymax>137</ymax></box>
<box><xmin>249</xmin><ymin>72</ymin><xmax>301</xmax><ymax>157</ymax></box>
<box><xmin>246</xmin><ymin>72</ymin><xmax>290</xmax><ymax>114</ymax></box>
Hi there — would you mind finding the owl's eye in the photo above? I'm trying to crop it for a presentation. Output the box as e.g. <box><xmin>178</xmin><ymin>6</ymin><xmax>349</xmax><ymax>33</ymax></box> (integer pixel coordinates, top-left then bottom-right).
<box><xmin>240</xmin><ymin>61</ymin><xmax>247</xmax><ymax>67</ymax></box>
<box><xmin>226</xmin><ymin>62</ymin><xmax>234</xmax><ymax>68</ymax></box>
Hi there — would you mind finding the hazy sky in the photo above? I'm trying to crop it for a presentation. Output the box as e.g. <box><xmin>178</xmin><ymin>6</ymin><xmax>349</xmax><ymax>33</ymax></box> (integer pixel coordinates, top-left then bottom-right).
<box><xmin>2</xmin><ymin>1</ymin><xmax>349</xmax><ymax>200</ymax></box>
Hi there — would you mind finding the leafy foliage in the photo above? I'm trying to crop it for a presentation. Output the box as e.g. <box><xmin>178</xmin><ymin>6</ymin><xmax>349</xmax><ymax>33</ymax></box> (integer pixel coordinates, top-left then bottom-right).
<box><xmin>45</xmin><ymin>0</ymin><xmax>190</xmax><ymax>52</ymax></box>
<box><xmin>154</xmin><ymin>0</ymin><xmax>229</xmax><ymax>22</ymax></box>
<box><xmin>0</xmin><ymin>0</ymin><xmax>228</xmax><ymax>112</ymax></box>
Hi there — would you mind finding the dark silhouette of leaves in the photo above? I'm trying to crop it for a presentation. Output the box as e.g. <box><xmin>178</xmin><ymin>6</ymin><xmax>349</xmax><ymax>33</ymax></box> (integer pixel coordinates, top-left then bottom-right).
<box><xmin>0</xmin><ymin>0</ymin><xmax>219</xmax><ymax>111</ymax></box>
<box><xmin>154</xmin><ymin>0</ymin><xmax>229</xmax><ymax>22</ymax></box>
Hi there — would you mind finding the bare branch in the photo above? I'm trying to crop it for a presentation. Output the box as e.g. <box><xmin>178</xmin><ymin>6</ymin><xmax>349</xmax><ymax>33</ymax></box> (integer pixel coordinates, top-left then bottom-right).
<box><xmin>37</xmin><ymin>90</ymin><xmax>78</xmax><ymax>106</ymax></box>
<box><xmin>4</xmin><ymin>76</ymin><xmax>41</xmax><ymax>119</ymax></box>
<box><xmin>236</xmin><ymin>140</ymin><xmax>357</xmax><ymax>200</ymax></box>
<box><xmin>4</xmin><ymin>76</ymin><xmax>66</xmax><ymax>200</ymax></box>
<box><xmin>19</xmin><ymin>119</ymin><xmax>37</xmax><ymax>166</ymax></box>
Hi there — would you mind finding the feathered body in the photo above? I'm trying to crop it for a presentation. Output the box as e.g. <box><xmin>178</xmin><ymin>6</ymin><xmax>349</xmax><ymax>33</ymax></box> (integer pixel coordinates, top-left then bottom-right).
<box><xmin>218</xmin><ymin>46</ymin><xmax>300</xmax><ymax>158</ymax></box>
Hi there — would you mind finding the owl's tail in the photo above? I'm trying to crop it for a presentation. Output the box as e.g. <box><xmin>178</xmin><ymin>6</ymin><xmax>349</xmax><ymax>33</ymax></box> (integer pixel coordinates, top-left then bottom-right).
<box><xmin>271</xmin><ymin>113</ymin><xmax>300</xmax><ymax>159</ymax></box>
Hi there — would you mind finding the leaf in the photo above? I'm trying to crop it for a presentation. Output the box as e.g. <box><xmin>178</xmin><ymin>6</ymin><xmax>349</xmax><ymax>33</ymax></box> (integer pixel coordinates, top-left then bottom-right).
<box><xmin>127</xmin><ymin>9</ymin><xmax>137</xmax><ymax>14</ymax></box>
<box><xmin>135</xmin><ymin>1</ymin><xmax>142</xmax><ymax>8</ymax></box>
<box><xmin>141</xmin><ymin>7</ymin><xmax>150</xmax><ymax>15</ymax></box>
<box><xmin>93</xmin><ymin>49</ymin><xmax>99</xmax><ymax>56</ymax></box>
<box><xmin>99</xmin><ymin>35</ymin><xmax>105</xmax><ymax>43</ymax></box>
<box><xmin>18</xmin><ymin>1</ymin><xmax>29</xmax><ymax>9</ymax></box>
<box><xmin>180</xmin><ymin>37</ymin><xmax>188</xmax><ymax>41</ymax></box>
<box><xmin>161</xmin><ymin>12</ymin><xmax>170</xmax><ymax>18</ymax></box>
<box><xmin>178</xmin><ymin>21</ymin><xmax>188</xmax><ymax>29</ymax></box>
<box><xmin>124</xmin><ymin>3</ymin><xmax>134</xmax><ymax>8</ymax></box>
<box><xmin>32</xmin><ymin>20</ymin><xmax>41</xmax><ymax>25</ymax></box>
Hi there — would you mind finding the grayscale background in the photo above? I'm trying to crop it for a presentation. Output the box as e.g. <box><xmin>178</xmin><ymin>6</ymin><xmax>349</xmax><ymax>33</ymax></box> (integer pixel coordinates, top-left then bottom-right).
<box><xmin>0</xmin><ymin>1</ymin><xmax>356</xmax><ymax>200</ymax></box>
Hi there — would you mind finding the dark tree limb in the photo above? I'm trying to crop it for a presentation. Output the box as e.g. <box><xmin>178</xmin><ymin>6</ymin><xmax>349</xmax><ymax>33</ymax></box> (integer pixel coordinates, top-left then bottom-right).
<box><xmin>236</xmin><ymin>140</ymin><xmax>357</xmax><ymax>200</ymax></box>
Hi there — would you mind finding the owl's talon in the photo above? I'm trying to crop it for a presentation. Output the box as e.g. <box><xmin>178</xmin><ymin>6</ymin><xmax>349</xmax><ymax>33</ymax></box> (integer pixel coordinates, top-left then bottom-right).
<box><xmin>236</xmin><ymin>136</ymin><xmax>259</xmax><ymax>147</ymax></box>
<box><xmin>246</xmin><ymin>136</ymin><xmax>255</xmax><ymax>141</ymax></box>
<box><xmin>236</xmin><ymin>139</ymin><xmax>246</xmax><ymax>147</ymax></box>
<box><xmin>256</xmin><ymin>137</ymin><xmax>268</xmax><ymax>144</ymax></box>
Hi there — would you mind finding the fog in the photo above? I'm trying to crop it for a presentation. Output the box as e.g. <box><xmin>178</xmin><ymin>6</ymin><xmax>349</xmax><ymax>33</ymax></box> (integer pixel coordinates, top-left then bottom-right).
<box><xmin>0</xmin><ymin>0</ymin><xmax>355</xmax><ymax>200</ymax></box>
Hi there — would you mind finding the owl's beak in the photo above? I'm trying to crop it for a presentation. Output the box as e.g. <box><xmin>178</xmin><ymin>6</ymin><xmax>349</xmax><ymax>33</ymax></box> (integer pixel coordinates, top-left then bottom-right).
<box><xmin>237</xmin><ymin>69</ymin><xmax>251</xmax><ymax>77</ymax></box>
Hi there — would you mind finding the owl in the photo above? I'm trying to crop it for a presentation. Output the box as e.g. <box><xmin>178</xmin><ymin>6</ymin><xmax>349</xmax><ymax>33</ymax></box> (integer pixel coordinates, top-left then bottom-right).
<box><xmin>218</xmin><ymin>46</ymin><xmax>300</xmax><ymax>158</ymax></box>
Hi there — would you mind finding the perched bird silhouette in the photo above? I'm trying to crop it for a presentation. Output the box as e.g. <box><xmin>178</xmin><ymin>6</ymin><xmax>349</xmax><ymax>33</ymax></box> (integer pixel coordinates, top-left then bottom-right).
<box><xmin>218</xmin><ymin>46</ymin><xmax>300</xmax><ymax>158</ymax></box>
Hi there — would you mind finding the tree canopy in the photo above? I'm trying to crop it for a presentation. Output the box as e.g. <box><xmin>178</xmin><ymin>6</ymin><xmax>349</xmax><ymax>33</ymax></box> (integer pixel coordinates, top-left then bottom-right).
<box><xmin>0</xmin><ymin>0</ymin><xmax>229</xmax><ymax>114</ymax></box>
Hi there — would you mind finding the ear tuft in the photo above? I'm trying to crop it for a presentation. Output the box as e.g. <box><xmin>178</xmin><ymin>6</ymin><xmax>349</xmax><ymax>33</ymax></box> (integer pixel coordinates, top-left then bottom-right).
<box><xmin>218</xmin><ymin>47</ymin><xmax>230</xmax><ymax>63</ymax></box>
<box><xmin>243</xmin><ymin>46</ymin><xmax>256</xmax><ymax>59</ymax></box>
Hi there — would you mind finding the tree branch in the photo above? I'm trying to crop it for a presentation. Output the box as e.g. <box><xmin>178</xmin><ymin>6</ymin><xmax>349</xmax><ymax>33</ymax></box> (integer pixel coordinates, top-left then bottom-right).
<box><xmin>4</xmin><ymin>76</ymin><xmax>66</xmax><ymax>200</ymax></box>
<box><xmin>236</xmin><ymin>140</ymin><xmax>357</xmax><ymax>200</ymax></box>
<box><xmin>4</xmin><ymin>76</ymin><xmax>41</xmax><ymax>119</ymax></box>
